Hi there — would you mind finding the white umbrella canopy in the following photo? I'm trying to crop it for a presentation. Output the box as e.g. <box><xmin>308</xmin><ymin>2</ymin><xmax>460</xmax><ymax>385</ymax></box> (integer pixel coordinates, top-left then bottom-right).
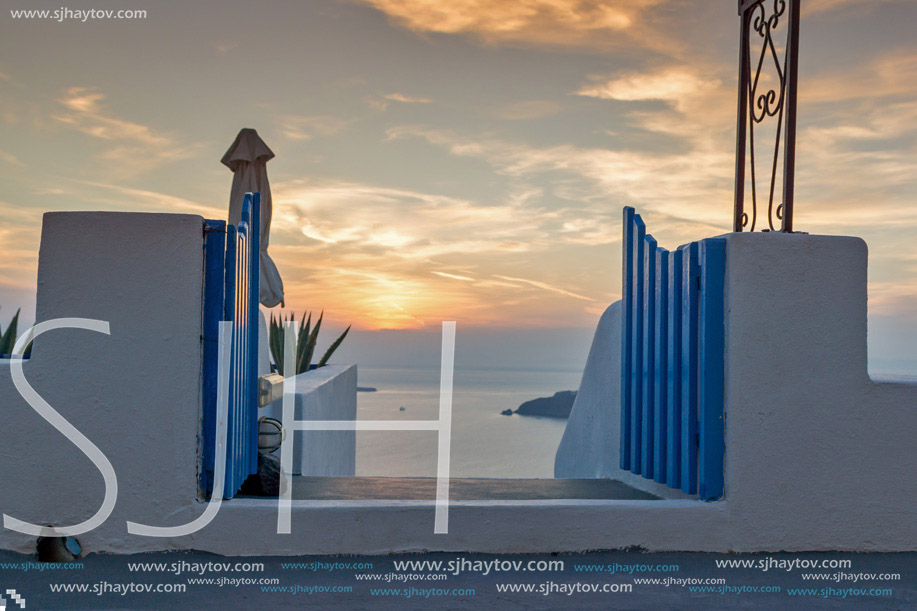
<box><xmin>221</xmin><ymin>128</ymin><xmax>285</xmax><ymax>308</ymax></box>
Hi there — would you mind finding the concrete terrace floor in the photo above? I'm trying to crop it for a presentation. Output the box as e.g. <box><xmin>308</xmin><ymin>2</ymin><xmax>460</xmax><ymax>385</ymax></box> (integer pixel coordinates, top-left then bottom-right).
<box><xmin>273</xmin><ymin>476</ymin><xmax>660</xmax><ymax>501</ymax></box>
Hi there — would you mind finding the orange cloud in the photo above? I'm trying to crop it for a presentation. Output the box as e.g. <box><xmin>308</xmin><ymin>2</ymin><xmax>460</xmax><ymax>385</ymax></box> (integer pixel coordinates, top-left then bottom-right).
<box><xmin>803</xmin><ymin>50</ymin><xmax>917</xmax><ymax>104</ymax></box>
<box><xmin>56</xmin><ymin>87</ymin><xmax>170</xmax><ymax>146</ymax></box>
<box><xmin>488</xmin><ymin>100</ymin><xmax>562</xmax><ymax>120</ymax></box>
<box><xmin>383</xmin><ymin>93</ymin><xmax>433</xmax><ymax>104</ymax></box>
<box><xmin>576</xmin><ymin>66</ymin><xmax>721</xmax><ymax>112</ymax></box>
<box><xmin>0</xmin><ymin>148</ymin><xmax>24</xmax><ymax>167</ymax></box>
<box><xmin>52</xmin><ymin>86</ymin><xmax>201</xmax><ymax>176</ymax></box>
<box><xmin>493</xmin><ymin>274</ymin><xmax>595</xmax><ymax>301</ymax></box>
<box><xmin>0</xmin><ymin>200</ymin><xmax>43</xmax><ymax>290</ymax></box>
<box><xmin>278</xmin><ymin>114</ymin><xmax>354</xmax><ymax>140</ymax></box>
<box><xmin>387</xmin><ymin>125</ymin><xmax>734</xmax><ymax>231</ymax></box>
<box><xmin>432</xmin><ymin>271</ymin><xmax>476</xmax><ymax>281</ymax></box>
<box><xmin>272</xmin><ymin>178</ymin><xmax>549</xmax><ymax>258</ymax></box>
<box><xmin>364</xmin><ymin>92</ymin><xmax>434</xmax><ymax>111</ymax></box>
<box><xmin>354</xmin><ymin>0</ymin><xmax>674</xmax><ymax>51</ymax></box>
<box><xmin>803</xmin><ymin>0</ymin><xmax>909</xmax><ymax>16</ymax></box>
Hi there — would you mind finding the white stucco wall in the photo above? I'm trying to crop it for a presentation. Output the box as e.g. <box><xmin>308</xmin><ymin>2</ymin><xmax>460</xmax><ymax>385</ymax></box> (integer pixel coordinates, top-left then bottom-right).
<box><xmin>262</xmin><ymin>364</ymin><xmax>357</xmax><ymax>476</ymax></box>
<box><xmin>0</xmin><ymin>212</ymin><xmax>206</xmax><ymax>554</ymax></box>
<box><xmin>554</xmin><ymin>302</ymin><xmax>620</xmax><ymax>479</ymax></box>
<box><xmin>721</xmin><ymin>232</ymin><xmax>917</xmax><ymax>550</ymax></box>
<box><xmin>258</xmin><ymin>309</ymin><xmax>271</xmax><ymax>376</ymax></box>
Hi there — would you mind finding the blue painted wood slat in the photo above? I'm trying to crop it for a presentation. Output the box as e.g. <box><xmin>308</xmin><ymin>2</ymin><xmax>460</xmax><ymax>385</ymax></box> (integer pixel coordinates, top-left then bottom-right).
<box><xmin>201</xmin><ymin>219</ymin><xmax>226</xmax><ymax>497</ymax></box>
<box><xmin>248</xmin><ymin>194</ymin><xmax>262</xmax><ymax>474</ymax></box>
<box><xmin>666</xmin><ymin>248</ymin><xmax>683</xmax><ymax>490</ymax></box>
<box><xmin>699</xmin><ymin>238</ymin><xmax>726</xmax><ymax>501</ymax></box>
<box><xmin>223</xmin><ymin>225</ymin><xmax>239</xmax><ymax>497</ymax></box>
<box><xmin>235</xmin><ymin>228</ymin><xmax>245</xmax><ymax>493</ymax></box>
<box><xmin>630</xmin><ymin>215</ymin><xmax>645</xmax><ymax>473</ymax></box>
<box><xmin>239</xmin><ymin>230</ymin><xmax>248</xmax><ymax>486</ymax></box>
<box><xmin>680</xmin><ymin>242</ymin><xmax>699</xmax><ymax>495</ymax></box>
<box><xmin>641</xmin><ymin>234</ymin><xmax>657</xmax><ymax>478</ymax></box>
<box><xmin>238</xmin><ymin>229</ymin><xmax>246</xmax><ymax>494</ymax></box>
<box><xmin>653</xmin><ymin>248</ymin><xmax>668</xmax><ymax>483</ymax></box>
<box><xmin>238</xmin><ymin>225</ymin><xmax>247</xmax><ymax>491</ymax></box>
<box><xmin>620</xmin><ymin>207</ymin><xmax>635</xmax><ymax>470</ymax></box>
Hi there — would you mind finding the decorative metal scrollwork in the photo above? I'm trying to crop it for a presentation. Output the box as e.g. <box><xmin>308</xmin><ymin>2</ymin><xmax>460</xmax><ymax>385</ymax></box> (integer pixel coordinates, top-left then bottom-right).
<box><xmin>734</xmin><ymin>0</ymin><xmax>800</xmax><ymax>233</ymax></box>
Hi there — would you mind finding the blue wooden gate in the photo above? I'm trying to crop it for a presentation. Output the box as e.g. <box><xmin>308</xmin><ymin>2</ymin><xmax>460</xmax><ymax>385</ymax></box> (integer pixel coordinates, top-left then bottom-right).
<box><xmin>619</xmin><ymin>207</ymin><xmax>725</xmax><ymax>500</ymax></box>
<box><xmin>201</xmin><ymin>193</ymin><xmax>261</xmax><ymax>499</ymax></box>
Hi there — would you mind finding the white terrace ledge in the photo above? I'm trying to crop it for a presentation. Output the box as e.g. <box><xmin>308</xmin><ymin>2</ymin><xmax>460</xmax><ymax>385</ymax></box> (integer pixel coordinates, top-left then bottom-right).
<box><xmin>261</xmin><ymin>364</ymin><xmax>357</xmax><ymax>477</ymax></box>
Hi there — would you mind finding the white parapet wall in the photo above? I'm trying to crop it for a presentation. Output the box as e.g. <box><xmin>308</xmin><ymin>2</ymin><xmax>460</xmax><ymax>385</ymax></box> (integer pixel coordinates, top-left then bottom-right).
<box><xmin>0</xmin><ymin>212</ymin><xmax>206</xmax><ymax>554</ymax></box>
<box><xmin>721</xmin><ymin>232</ymin><xmax>916</xmax><ymax>551</ymax></box>
<box><xmin>262</xmin><ymin>364</ymin><xmax>357</xmax><ymax>477</ymax></box>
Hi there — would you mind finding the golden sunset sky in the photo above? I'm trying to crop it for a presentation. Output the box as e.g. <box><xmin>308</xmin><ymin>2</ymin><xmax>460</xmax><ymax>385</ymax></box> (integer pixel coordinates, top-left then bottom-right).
<box><xmin>1</xmin><ymin>0</ymin><xmax>916</xmax><ymax>370</ymax></box>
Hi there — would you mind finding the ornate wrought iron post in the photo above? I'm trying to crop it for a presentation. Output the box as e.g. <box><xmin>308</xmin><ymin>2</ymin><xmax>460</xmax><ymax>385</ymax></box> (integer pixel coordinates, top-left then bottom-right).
<box><xmin>734</xmin><ymin>0</ymin><xmax>800</xmax><ymax>233</ymax></box>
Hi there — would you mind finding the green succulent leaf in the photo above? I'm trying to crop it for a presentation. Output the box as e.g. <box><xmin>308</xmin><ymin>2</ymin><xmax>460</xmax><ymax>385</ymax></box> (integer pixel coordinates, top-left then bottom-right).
<box><xmin>297</xmin><ymin>312</ymin><xmax>312</xmax><ymax>374</ymax></box>
<box><xmin>0</xmin><ymin>308</ymin><xmax>21</xmax><ymax>355</ymax></box>
<box><xmin>301</xmin><ymin>311</ymin><xmax>323</xmax><ymax>374</ymax></box>
<box><xmin>318</xmin><ymin>325</ymin><xmax>350</xmax><ymax>367</ymax></box>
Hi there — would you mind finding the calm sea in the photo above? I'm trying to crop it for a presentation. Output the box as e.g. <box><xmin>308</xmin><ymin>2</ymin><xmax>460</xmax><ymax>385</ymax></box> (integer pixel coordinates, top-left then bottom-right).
<box><xmin>354</xmin><ymin>366</ymin><xmax>582</xmax><ymax>478</ymax></box>
<box><xmin>354</xmin><ymin>369</ymin><xmax>917</xmax><ymax>479</ymax></box>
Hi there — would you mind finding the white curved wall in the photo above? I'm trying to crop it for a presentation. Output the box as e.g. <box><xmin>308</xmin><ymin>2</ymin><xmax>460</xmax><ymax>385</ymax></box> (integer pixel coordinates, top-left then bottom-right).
<box><xmin>553</xmin><ymin>303</ymin><xmax>623</xmax><ymax>479</ymax></box>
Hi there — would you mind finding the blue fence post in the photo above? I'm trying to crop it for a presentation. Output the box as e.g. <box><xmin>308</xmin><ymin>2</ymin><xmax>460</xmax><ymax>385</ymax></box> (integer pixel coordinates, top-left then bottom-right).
<box><xmin>237</xmin><ymin>194</ymin><xmax>252</xmax><ymax>491</ymax></box>
<box><xmin>630</xmin><ymin>215</ymin><xmax>645</xmax><ymax>473</ymax></box>
<box><xmin>641</xmin><ymin>234</ymin><xmax>657</xmax><ymax>478</ymax></box>
<box><xmin>666</xmin><ymin>248</ymin><xmax>683</xmax><ymax>490</ymax></box>
<box><xmin>201</xmin><ymin>219</ymin><xmax>226</xmax><ymax>497</ymax></box>
<box><xmin>238</xmin><ymin>196</ymin><xmax>250</xmax><ymax>488</ymax></box>
<box><xmin>653</xmin><ymin>248</ymin><xmax>668</xmax><ymax>483</ymax></box>
<box><xmin>680</xmin><ymin>242</ymin><xmax>699</xmax><ymax>495</ymax></box>
<box><xmin>223</xmin><ymin>224</ymin><xmax>238</xmax><ymax>498</ymax></box>
<box><xmin>620</xmin><ymin>207</ymin><xmax>634</xmax><ymax>471</ymax></box>
<box><xmin>248</xmin><ymin>193</ymin><xmax>261</xmax><ymax>474</ymax></box>
<box><xmin>699</xmin><ymin>238</ymin><xmax>726</xmax><ymax>501</ymax></box>
<box><xmin>238</xmin><ymin>201</ymin><xmax>247</xmax><ymax>495</ymax></box>
<box><xmin>240</xmin><ymin>232</ymin><xmax>249</xmax><ymax>489</ymax></box>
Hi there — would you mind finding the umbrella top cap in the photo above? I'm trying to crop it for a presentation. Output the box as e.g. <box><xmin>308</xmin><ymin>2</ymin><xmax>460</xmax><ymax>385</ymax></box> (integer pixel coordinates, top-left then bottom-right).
<box><xmin>221</xmin><ymin>127</ymin><xmax>275</xmax><ymax>171</ymax></box>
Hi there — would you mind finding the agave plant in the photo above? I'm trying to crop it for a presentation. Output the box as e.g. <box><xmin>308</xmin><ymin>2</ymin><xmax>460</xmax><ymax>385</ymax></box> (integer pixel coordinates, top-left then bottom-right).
<box><xmin>0</xmin><ymin>307</ymin><xmax>21</xmax><ymax>356</ymax></box>
<box><xmin>269</xmin><ymin>310</ymin><xmax>350</xmax><ymax>376</ymax></box>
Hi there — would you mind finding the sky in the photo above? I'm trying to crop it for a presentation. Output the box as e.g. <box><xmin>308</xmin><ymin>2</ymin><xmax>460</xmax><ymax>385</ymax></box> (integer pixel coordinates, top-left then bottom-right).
<box><xmin>1</xmin><ymin>0</ymin><xmax>916</xmax><ymax>372</ymax></box>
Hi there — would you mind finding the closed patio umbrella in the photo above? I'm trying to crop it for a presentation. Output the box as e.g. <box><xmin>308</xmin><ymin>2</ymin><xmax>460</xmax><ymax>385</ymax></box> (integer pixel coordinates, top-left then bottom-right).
<box><xmin>221</xmin><ymin>128</ymin><xmax>285</xmax><ymax>307</ymax></box>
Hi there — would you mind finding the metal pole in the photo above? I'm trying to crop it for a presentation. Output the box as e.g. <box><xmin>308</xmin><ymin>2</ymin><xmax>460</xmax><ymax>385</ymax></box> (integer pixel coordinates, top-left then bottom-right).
<box><xmin>733</xmin><ymin>2</ymin><xmax>750</xmax><ymax>232</ymax></box>
<box><xmin>780</xmin><ymin>0</ymin><xmax>800</xmax><ymax>233</ymax></box>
